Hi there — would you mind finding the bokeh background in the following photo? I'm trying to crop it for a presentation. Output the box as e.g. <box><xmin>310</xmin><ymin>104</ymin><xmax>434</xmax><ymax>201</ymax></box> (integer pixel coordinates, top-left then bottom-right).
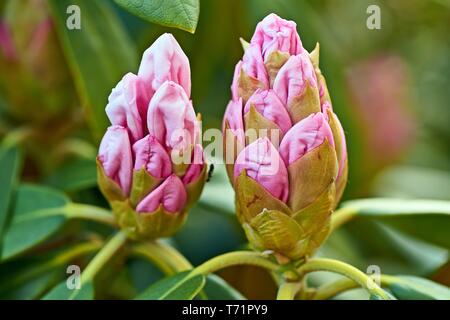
<box><xmin>0</xmin><ymin>0</ymin><xmax>449</xmax><ymax>299</ymax></box>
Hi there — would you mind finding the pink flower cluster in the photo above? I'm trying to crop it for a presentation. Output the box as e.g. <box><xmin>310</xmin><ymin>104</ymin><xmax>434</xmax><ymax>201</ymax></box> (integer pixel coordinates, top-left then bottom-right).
<box><xmin>98</xmin><ymin>34</ymin><xmax>205</xmax><ymax>214</ymax></box>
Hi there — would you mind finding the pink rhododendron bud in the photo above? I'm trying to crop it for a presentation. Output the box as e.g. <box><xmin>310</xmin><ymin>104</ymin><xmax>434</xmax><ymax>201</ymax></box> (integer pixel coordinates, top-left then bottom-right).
<box><xmin>138</xmin><ymin>33</ymin><xmax>191</xmax><ymax>98</ymax></box>
<box><xmin>147</xmin><ymin>81</ymin><xmax>198</xmax><ymax>152</ymax></box>
<box><xmin>244</xmin><ymin>89</ymin><xmax>292</xmax><ymax>134</ymax></box>
<box><xmin>234</xmin><ymin>137</ymin><xmax>289</xmax><ymax>202</ymax></box>
<box><xmin>136</xmin><ymin>175</ymin><xmax>187</xmax><ymax>214</ymax></box>
<box><xmin>251</xmin><ymin>13</ymin><xmax>302</xmax><ymax>61</ymax></box>
<box><xmin>273</xmin><ymin>52</ymin><xmax>318</xmax><ymax>116</ymax></box>
<box><xmin>106</xmin><ymin>73</ymin><xmax>150</xmax><ymax>143</ymax></box>
<box><xmin>98</xmin><ymin>125</ymin><xmax>133</xmax><ymax>196</ymax></box>
<box><xmin>224</xmin><ymin>14</ymin><xmax>347</xmax><ymax>262</ymax></box>
<box><xmin>98</xmin><ymin>34</ymin><xmax>206</xmax><ymax>240</ymax></box>
<box><xmin>133</xmin><ymin>134</ymin><xmax>172</xmax><ymax>179</ymax></box>
<box><xmin>279</xmin><ymin>112</ymin><xmax>334</xmax><ymax>166</ymax></box>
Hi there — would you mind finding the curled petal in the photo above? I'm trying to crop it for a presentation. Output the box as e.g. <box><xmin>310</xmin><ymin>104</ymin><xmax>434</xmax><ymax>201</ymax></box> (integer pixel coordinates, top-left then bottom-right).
<box><xmin>251</xmin><ymin>13</ymin><xmax>303</xmax><ymax>61</ymax></box>
<box><xmin>279</xmin><ymin>112</ymin><xmax>334</xmax><ymax>165</ymax></box>
<box><xmin>234</xmin><ymin>137</ymin><xmax>289</xmax><ymax>202</ymax></box>
<box><xmin>182</xmin><ymin>144</ymin><xmax>205</xmax><ymax>184</ymax></box>
<box><xmin>98</xmin><ymin>125</ymin><xmax>133</xmax><ymax>195</ymax></box>
<box><xmin>273</xmin><ymin>52</ymin><xmax>318</xmax><ymax>107</ymax></box>
<box><xmin>138</xmin><ymin>33</ymin><xmax>191</xmax><ymax>97</ymax></box>
<box><xmin>241</xmin><ymin>44</ymin><xmax>269</xmax><ymax>88</ymax></box>
<box><xmin>133</xmin><ymin>134</ymin><xmax>172</xmax><ymax>179</ymax></box>
<box><xmin>244</xmin><ymin>89</ymin><xmax>292</xmax><ymax>134</ymax></box>
<box><xmin>136</xmin><ymin>174</ymin><xmax>187</xmax><ymax>214</ymax></box>
<box><xmin>147</xmin><ymin>81</ymin><xmax>198</xmax><ymax>151</ymax></box>
<box><xmin>106</xmin><ymin>73</ymin><xmax>149</xmax><ymax>142</ymax></box>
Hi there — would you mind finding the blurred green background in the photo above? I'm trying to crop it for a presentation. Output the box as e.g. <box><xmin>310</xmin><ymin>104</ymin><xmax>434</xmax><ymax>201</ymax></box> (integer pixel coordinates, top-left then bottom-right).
<box><xmin>0</xmin><ymin>0</ymin><xmax>449</xmax><ymax>299</ymax></box>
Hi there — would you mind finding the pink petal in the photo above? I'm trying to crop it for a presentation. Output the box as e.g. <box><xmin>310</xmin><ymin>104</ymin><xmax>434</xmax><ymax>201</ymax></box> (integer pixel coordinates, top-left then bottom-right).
<box><xmin>244</xmin><ymin>89</ymin><xmax>292</xmax><ymax>134</ymax></box>
<box><xmin>234</xmin><ymin>137</ymin><xmax>289</xmax><ymax>202</ymax></box>
<box><xmin>223</xmin><ymin>98</ymin><xmax>245</xmax><ymax>145</ymax></box>
<box><xmin>136</xmin><ymin>174</ymin><xmax>187</xmax><ymax>214</ymax></box>
<box><xmin>182</xmin><ymin>144</ymin><xmax>205</xmax><ymax>185</ymax></box>
<box><xmin>251</xmin><ymin>13</ymin><xmax>303</xmax><ymax>61</ymax></box>
<box><xmin>138</xmin><ymin>33</ymin><xmax>191</xmax><ymax>98</ymax></box>
<box><xmin>133</xmin><ymin>135</ymin><xmax>172</xmax><ymax>179</ymax></box>
<box><xmin>98</xmin><ymin>125</ymin><xmax>133</xmax><ymax>195</ymax></box>
<box><xmin>273</xmin><ymin>52</ymin><xmax>318</xmax><ymax>108</ymax></box>
<box><xmin>279</xmin><ymin>112</ymin><xmax>335</xmax><ymax>166</ymax></box>
<box><xmin>147</xmin><ymin>81</ymin><xmax>199</xmax><ymax>151</ymax></box>
<box><xmin>106</xmin><ymin>73</ymin><xmax>150</xmax><ymax>143</ymax></box>
<box><xmin>241</xmin><ymin>43</ymin><xmax>269</xmax><ymax>88</ymax></box>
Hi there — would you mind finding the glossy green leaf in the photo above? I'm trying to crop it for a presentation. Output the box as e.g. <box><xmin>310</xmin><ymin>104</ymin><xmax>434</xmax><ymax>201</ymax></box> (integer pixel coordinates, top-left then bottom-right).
<box><xmin>43</xmin><ymin>158</ymin><xmax>97</xmax><ymax>192</ymax></box>
<box><xmin>48</xmin><ymin>0</ymin><xmax>137</xmax><ymax>142</ymax></box>
<box><xmin>136</xmin><ymin>271</ymin><xmax>205</xmax><ymax>300</ymax></box>
<box><xmin>0</xmin><ymin>146</ymin><xmax>21</xmax><ymax>242</ymax></box>
<box><xmin>341</xmin><ymin>198</ymin><xmax>450</xmax><ymax>248</ymax></box>
<box><xmin>1</xmin><ymin>185</ymin><xmax>69</xmax><ymax>260</ymax></box>
<box><xmin>388</xmin><ymin>276</ymin><xmax>450</xmax><ymax>300</ymax></box>
<box><xmin>42</xmin><ymin>281</ymin><xmax>94</xmax><ymax>300</ymax></box>
<box><xmin>203</xmin><ymin>274</ymin><xmax>246</xmax><ymax>300</ymax></box>
<box><xmin>114</xmin><ymin>0</ymin><xmax>200</xmax><ymax>33</ymax></box>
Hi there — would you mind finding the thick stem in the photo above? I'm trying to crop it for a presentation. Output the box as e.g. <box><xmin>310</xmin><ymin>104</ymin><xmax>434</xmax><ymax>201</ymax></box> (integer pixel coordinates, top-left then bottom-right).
<box><xmin>277</xmin><ymin>281</ymin><xmax>302</xmax><ymax>300</ymax></box>
<box><xmin>64</xmin><ymin>203</ymin><xmax>117</xmax><ymax>227</ymax></box>
<box><xmin>313</xmin><ymin>275</ymin><xmax>396</xmax><ymax>300</ymax></box>
<box><xmin>80</xmin><ymin>231</ymin><xmax>127</xmax><ymax>283</ymax></box>
<box><xmin>330</xmin><ymin>206</ymin><xmax>357</xmax><ymax>232</ymax></box>
<box><xmin>131</xmin><ymin>241</ymin><xmax>192</xmax><ymax>275</ymax></box>
<box><xmin>297</xmin><ymin>258</ymin><xmax>391</xmax><ymax>300</ymax></box>
<box><xmin>191</xmin><ymin>251</ymin><xmax>279</xmax><ymax>276</ymax></box>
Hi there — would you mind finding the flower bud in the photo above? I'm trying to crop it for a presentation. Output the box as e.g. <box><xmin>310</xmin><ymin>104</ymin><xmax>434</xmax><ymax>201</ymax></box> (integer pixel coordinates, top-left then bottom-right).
<box><xmin>138</xmin><ymin>33</ymin><xmax>191</xmax><ymax>98</ymax></box>
<box><xmin>97</xmin><ymin>125</ymin><xmax>133</xmax><ymax>197</ymax></box>
<box><xmin>97</xmin><ymin>34</ymin><xmax>206</xmax><ymax>240</ymax></box>
<box><xmin>106</xmin><ymin>73</ymin><xmax>150</xmax><ymax>143</ymax></box>
<box><xmin>223</xmin><ymin>14</ymin><xmax>347</xmax><ymax>262</ymax></box>
<box><xmin>251</xmin><ymin>13</ymin><xmax>302</xmax><ymax>62</ymax></box>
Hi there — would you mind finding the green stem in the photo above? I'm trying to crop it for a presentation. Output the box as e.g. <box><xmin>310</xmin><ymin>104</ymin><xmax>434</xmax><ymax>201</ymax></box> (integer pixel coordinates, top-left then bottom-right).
<box><xmin>64</xmin><ymin>203</ymin><xmax>117</xmax><ymax>227</ymax></box>
<box><xmin>330</xmin><ymin>206</ymin><xmax>357</xmax><ymax>232</ymax></box>
<box><xmin>313</xmin><ymin>275</ymin><xmax>396</xmax><ymax>300</ymax></box>
<box><xmin>277</xmin><ymin>281</ymin><xmax>302</xmax><ymax>300</ymax></box>
<box><xmin>80</xmin><ymin>231</ymin><xmax>127</xmax><ymax>283</ymax></box>
<box><xmin>297</xmin><ymin>258</ymin><xmax>391</xmax><ymax>300</ymax></box>
<box><xmin>131</xmin><ymin>241</ymin><xmax>192</xmax><ymax>275</ymax></box>
<box><xmin>191</xmin><ymin>251</ymin><xmax>279</xmax><ymax>276</ymax></box>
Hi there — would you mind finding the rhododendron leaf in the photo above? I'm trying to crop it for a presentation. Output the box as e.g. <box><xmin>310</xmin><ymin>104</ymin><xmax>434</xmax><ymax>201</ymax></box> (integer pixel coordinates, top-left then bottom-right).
<box><xmin>1</xmin><ymin>185</ymin><xmax>69</xmax><ymax>260</ymax></box>
<box><xmin>114</xmin><ymin>0</ymin><xmax>200</xmax><ymax>33</ymax></box>
<box><xmin>339</xmin><ymin>198</ymin><xmax>450</xmax><ymax>248</ymax></box>
<box><xmin>136</xmin><ymin>271</ymin><xmax>205</xmax><ymax>300</ymax></box>
<box><xmin>48</xmin><ymin>0</ymin><xmax>137</xmax><ymax>142</ymax></box>
<box><xmin>0</xmin><ymin>146</ymin><xmax>21</xmax><ymax>243</ymax></box>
